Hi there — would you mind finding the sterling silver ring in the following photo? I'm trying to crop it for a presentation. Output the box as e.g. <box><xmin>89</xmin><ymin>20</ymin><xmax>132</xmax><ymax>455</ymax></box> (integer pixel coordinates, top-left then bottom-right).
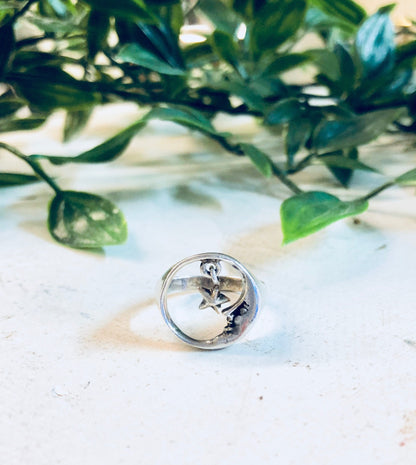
<box><xmin>159</xmin><ymin>252</ymin><xmax>260</xmax><ymax>349</ymax></box>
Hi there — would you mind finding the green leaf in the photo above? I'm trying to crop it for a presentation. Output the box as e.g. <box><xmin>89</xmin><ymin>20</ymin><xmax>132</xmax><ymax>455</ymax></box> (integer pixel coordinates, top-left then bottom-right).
<box><xmin>83</xmin><ymin>0</ymin><xmax>155</xmax><ymax>22</ymax></box>
<box><xmin>240</xmin><ymin>143</ymin><xmax>273</xmax><ymax>177</ymax></box>
<box><xmin>10</xmin><ymin>67</ymin><xmax>101</xmax><ymax>111</ymax></box>
<box><xmin>308</xmin><ymin>49</ymin><xmax>340</xmax><ymax>82</ymax></box>
<box><xmin>48</xmin><ymin>191</ymin><xmax>127</xmax><ymax>248</ymax></box>
<box><xmin>305</xmin><ymin>7</ymin><xmax>357</xmax><ymax>34</ymax></box>
<box><xmin>87</xmin><ymin>10</ymin><xmax>110</xmax><ymax>60</ymax></box>
<box><xmin>318</xmin><ymin>152</ymin><xmax>375</xmax><ymax>172</ymax></box>
<box><xmin>198</xmin><ymin>0</ymin><xmax>240</xmax><ymax>34</ymax></box>
<box><xmin>260</xmin><ymin>53</ymin><xmax>310</xmax><ymax>78</ymax></box>
<box><xmin>212</xmin><ymin>79</ymin><xmax>265</xmax><ymax>111</ymax></box>
<box><xmin>0</xmin><ymin>99</ymin><xmax>24</xmax><ymax>118</ymax></box>
<box><xmin>265</xmin><ymin>98</ymin><xmax>303</xmax><ymax>125</ymax></box>
<box><xmin>0</xmin><ymin>172</ymin><xmax>40</xmax><ymax>187</ymax></box>
<box><xmin>310</xmin><ymin>0</ymin><xmax>365</xmax><ymax>26</ymax></box>
<box><xmin>395</xmin><ymin>168</ymin><xmax>416</xmax><ymax>186</ymax></box>
<box><xmin>313</xmin><ymin>108</ymin><xmax>402</xmax><ymax>153</ymax></box>
<box><xmin>319</xmin><ymin>148</ymin><xmax>376</xmax><ymax>186</ymax></box>
<box><xmin>0</xmin><ymin>22</ymin><xmax>14</xmax><ymax>77</ymax></box>
<box><xmin>63</xmin><ymin>109</ymin><xmax>93</xmax><ymax>142</ymax></box>
<box><xmin>280</xmin><ymin>191</ymin><xmax>368</xmax><ymax>244</ymax></box>
<box><xmin>116</xmin><ymin>43</ymin><xmax>185</xmax><ymax>75</ymax></box>
<box><xmin>250</xmin><ymin>0</ymin><xmax>307</xmax><ymax>55</ymax></box>
<box><xmin>212</xmin><ymin>30</ymin><xmax>239</xmax><ymax>69</ymax></box>
<box><xmin>0</xmin><ymin>117</ymin><xmax>46</xmax><ymax>132</ymax></box>
<box><xmin>356</xmin><ymin>6</ymin><xmax>395</xmax><ymax>78</ymax></box>
<box><xmin>147</xmin><ymin>106</ymin><xmax>217</xmax><ymax>134</ymax></box>
<box><xmin>286</xmin><ymin>117</ymin><xmax>311</xmax><ymax>164</ymax></box>
<box><xmin>334</xmin><ymin>43</ymin><xmax>356</xmax><ymax>92</ymax></box>
<box><xmin>42</xmin><ymin>120</ymin><xmax>146</xmax><ymax>164</ymax></box>
<box><xmin>397</xmin><ymin>41</ymin><xmax>416</xmax><ymax>65</ymax></box>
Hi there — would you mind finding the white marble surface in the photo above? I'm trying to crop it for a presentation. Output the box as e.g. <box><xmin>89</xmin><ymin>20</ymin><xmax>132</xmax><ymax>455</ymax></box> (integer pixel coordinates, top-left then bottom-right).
<box><xmin>1</xmin><ymin>105</ymin><xmax>416</xmax><ymax>465</ymax></box>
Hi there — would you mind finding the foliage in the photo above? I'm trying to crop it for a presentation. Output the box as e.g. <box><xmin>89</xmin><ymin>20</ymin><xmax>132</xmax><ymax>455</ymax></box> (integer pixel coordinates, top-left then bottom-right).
<box><xmin>0</xmin><ymin>0</ymin><xmax>416</xmax><ymax>247</ymax></box>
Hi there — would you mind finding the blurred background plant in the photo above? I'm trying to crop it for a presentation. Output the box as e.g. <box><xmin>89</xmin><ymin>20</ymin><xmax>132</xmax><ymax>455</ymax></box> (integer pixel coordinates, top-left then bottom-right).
<box><xmin>1</xmin><ymin>0</ymin><xmax>416</xmax><ymax>247</ymax></box>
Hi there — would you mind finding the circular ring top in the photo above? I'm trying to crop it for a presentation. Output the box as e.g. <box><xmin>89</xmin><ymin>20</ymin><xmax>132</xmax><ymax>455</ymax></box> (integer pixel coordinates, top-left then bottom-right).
<box><xmin>159</xmin><ymin>252</ymin><xmax>260</xmax><ymax>350</ymax></box>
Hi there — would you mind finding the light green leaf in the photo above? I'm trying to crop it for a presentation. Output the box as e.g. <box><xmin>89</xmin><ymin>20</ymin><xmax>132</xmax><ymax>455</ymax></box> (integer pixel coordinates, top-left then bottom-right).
<box><xmin>48</xmin><ymin>191</ymin><xmax>127</xmax><ymax>248</ymax></box>
<box><xmin>240</xmin><ymin>143</ymin><xmax>273</xmax><ymax>177</ymax></box>
<box><xmin>395</xmin><ymin>168</ymin><xmax>416</xmax><ymax>186</ymax></box>
<box><xmin>280</xmin><ymin>191</ymin><xmax>368</xmax><ymax>244</ymax></box>
<box><xmin>117</xmin><ymin>43</ymin><xmax>185</xmax><ymax>75</ymax></box>
<box><xmin>0</xmin><ymin>172</ymin><xmax>39</xmax><ymax>187</ymax></box>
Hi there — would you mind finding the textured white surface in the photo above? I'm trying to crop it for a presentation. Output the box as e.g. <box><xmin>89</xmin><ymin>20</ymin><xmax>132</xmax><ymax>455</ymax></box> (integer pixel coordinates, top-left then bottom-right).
<box><xmin>1</xmin><ymin>105</ymin><xmax>416</xmax><ymax>465</ymax></box>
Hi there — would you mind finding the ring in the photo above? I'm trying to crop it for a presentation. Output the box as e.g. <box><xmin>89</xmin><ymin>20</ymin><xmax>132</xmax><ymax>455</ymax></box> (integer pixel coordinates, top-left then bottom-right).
<box><xmin>158</xmin><ymin>252</ymin><xmax>260</xmax><ymax>349</ymax></box>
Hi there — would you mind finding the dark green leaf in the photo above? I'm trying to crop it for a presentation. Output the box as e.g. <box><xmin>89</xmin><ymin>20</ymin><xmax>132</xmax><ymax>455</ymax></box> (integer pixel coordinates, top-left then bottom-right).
<box><xmin>250</xmin><ymin>0</ymin><xmax>307</xmax><ymax>55</ymax></box>
<box><xmin>334</xmin><ymin>43</ymin><xmax>356</xmax><ymax>91</ymax></box>
<box><xmin>116</xmin><ymin>43</ymin><xmax>185</xmax><ymax>75</ymax></box>
<box><xmin>48</xmin><ymin>191</ymin><xmax>127</xmax><ymax>248</ymax></box>
<box><xmin>42</xmin><ymin>120</ymin><xmax>146</xmax><ymax>164</ymax></box>
<box><xmin>212</xmin><ymin>79</ymin><xmax>265</xmax><ymax>111</ymax></box>
<box><xmin>183</xmin><ymin>42</ymin><xmax>216</xmax><ymax>68</ymax></box>
<box><xmin>305</xmin><ymin>7</ymin><xmax>356</xmax><ymax>34</ymax></box>
<box><xmin>355</xmin><ymin>6</ymin><xmax>395</xmax><ymax>78</ymax></box>
<box><xmin>319</xmin><ymin>148</ymin><xmax>376</xmax><ymax>186</ymax></box>
<box><xmin>212</xmin><ymin>30</ymin><xmax>239</xmax><ymax>69</ymax></box>
<box><xmin>198</xmin><ymin>0</ymin><xmax>240</xmax><ymax>34</ymax></box>
<box><xmin>0</xmin><ymin>117</ymin><xmax>46</xmax><ymax>132</ymax></box>
<box><xmin>323</xmin><ymin>148</ymin><xmax>357</xmax><ymax>187</ymax></box>
<box><xmin>286</xmin><ymin>118</ymin><xmax>311</xmax><ymax>164</ymax></box>
<box><xmin>261</xmin><ymin>53</ymin><xmax>310</xmax><ymax>77</ymax></box>
<box><xmin>147</xmin><ymin>106</ymin><xmax>217</xmax><ymax>134</ymax></box>
<box><xmin>0</xmin><ymin>99</ymin><xmax>24</xmax><ymax>118</ymax></box>
<box><xmin>265</xmin><ymin>98</ymin><xmax>303</xmax><ymax>125</ymax></box>
<box><xmin>0</xmin><ymin>172</ymin><xmax>39</xmax><ymax>187</ymax></box>
<box><xmin>240</xmin><ymin>143</ymin><xmax>273</xmax><ymax>177</ymax></box>
<box><xmin>308</xmin><ymin>49</ymin><xmax>340</xmax><ymax>82</ymax></box>
<box><xmin>313</xmin><ymin>108</ymin><xmax>402</xmax><ymax>152</ymax></box>
<box><xmin>280</xmin><ymin>191</ymin><xmax>368</xmax><ymax>244</ymax></box>
<box><xmin>87</xmin><ymin>10</ymin><xmax>110</xmax><ymax>59</ymax></box>
<box><xmin>0</xmin><ymin>23</ymin><xmax>14</xmax><ymax>77</ymax></box>
<box><xmin>10</xmin><ymin>67</ymin><xmax>101</xmax><ymax>111</ymax></box>
<box><xmin>63</xmin><ymin>108</ymin><xmax>93</xmax><ymax>142</ymax></box>
<box><xmin>83</xmin><ymin>0</ymin><xmax>155</xmax><ymax>22</ymax></box>
<box><xmin>395</xmin><ymin>168</ymin><xmax>416</xmax><ymax>186</ymax></box>
<box><xmin>310</xmin><ymin>0</ymin><xmax>365</xmax><ymax>26</ymax></box>
<box><xmin>397</xmin><ymin>41</ymin><xmax>416</xmax><ymax>65</ymax></box>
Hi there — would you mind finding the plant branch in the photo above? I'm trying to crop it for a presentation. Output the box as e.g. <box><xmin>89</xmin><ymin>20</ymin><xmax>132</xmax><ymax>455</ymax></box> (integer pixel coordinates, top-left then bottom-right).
<box><xmin>0</xmin><ymin>142</ymin><xmax>61</xmax><ymax>193</ymax></box>
<box><xmin>358</xmin><ymin>181</ymin><xmax>395</xmax><ymax>202</ymax></box>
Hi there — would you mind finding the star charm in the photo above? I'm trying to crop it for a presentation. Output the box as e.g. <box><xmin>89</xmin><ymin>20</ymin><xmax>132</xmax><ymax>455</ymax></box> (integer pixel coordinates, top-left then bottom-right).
<box><xmin>198</xmin><ymin>286</ymin><xmax>230</xmax><ymax>314</ymax></box>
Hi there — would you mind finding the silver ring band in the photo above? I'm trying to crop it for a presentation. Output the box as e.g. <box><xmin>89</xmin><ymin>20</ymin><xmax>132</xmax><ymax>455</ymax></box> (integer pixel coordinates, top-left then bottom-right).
<box><xmin>159</xmin><ymin>252</ymin><xmax>260</xmax><ymax>350</ymax></box>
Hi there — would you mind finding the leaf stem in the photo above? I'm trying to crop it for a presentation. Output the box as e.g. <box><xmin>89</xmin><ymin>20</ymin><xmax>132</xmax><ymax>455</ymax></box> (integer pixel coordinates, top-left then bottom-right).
<box><xmin>358</xmin><ymin>181</ymin><xmax>395</xmax><ymax>201</ymax></box>
<box><xmin>0</xmin><ymin>142</ymin><xmax>61</xmax><ymax>193</ymax></box>
<box><xmin>203</xmin><ymin>132</ymin><xmax>303</xmax><ymax>194</ymax></box>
